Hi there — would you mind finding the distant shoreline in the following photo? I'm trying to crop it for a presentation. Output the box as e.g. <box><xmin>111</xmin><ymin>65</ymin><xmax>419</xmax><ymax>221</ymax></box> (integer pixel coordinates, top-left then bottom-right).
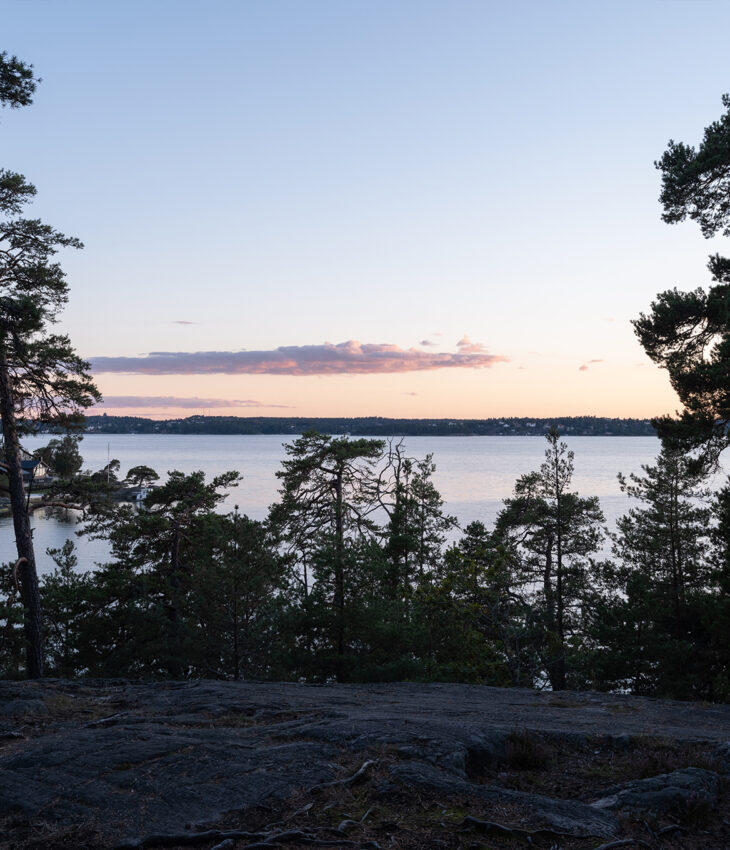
<box><xmin>62</xmin><ymin>415</ymin><xmax>657</xmax><ymax>438</ymax></box>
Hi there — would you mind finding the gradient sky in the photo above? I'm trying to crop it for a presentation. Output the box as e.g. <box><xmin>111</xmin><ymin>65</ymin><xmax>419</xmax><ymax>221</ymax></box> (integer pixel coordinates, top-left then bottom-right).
<box><xmin>4</xmin><ymin>0</ymin><xmax>730</xmax><ymax>419</ymax></box>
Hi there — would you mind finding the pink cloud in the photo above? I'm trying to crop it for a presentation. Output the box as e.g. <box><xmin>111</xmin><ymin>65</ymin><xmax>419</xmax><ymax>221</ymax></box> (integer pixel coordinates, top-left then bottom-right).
<box><xmin>97</xmin><ymin>396</ymin><xmax>292</xmax><ymax>409</ymax></box>
<box><xmin>456</xmin><ymin>335</ymin><xmax>487</xmax><ymax>354</ymax></box>
<box><xmin>91</xmin><ymin>340</ymin><xmax>508</xmax><ymax>376</ymax></box>
<box><xmin>579</xmin><ymin>364</ymin><xmax>588</xmax><ymax>372</ymax></box>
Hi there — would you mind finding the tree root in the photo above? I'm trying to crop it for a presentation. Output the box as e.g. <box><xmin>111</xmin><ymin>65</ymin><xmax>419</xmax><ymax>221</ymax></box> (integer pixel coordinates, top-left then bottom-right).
<box><xmin>117</xmin><ymin>826</ymin><xmax>382</xmax><ymax>849</ymax></box>
<box><xmin>116</xmin><ymin>830</ymin><xmax>266</xmax><ymax>849</ymax></box>
<box><xmin>657</xmin><ymin>824</ymin><xmax>685</xmax><ymax>837</ymax></box>
<box><xmin>210</xmin><ymin>841</ymin><xmax>236</xmax><ymax>850</ymax></box>
<box><xmin>309</xmin><ymin>759</ymin><xmax>377</xmax><ymax>792</ymax></box>
<box><xmin>459</xmin><ymin>815</ymin><xmax>575</xmax><ymax>840</ymax></box>
<box><xmin>240</xmin><ymin>829</ymin><xmax>359</xmax><ymax>848</ymax></box>
<box><xmin>590</xmin><ymin>839</ymin><xmax>652</xmax><ymax>850</ymax></box>
<box><xmin>337</xmin><ymin>806</ymin><xmax>373</xmax><ymax>832</ymax></box>
<box><xmin>85</xmin><ymin>712</ymin><xmax>130</xmax><ymax>728</ymax></box>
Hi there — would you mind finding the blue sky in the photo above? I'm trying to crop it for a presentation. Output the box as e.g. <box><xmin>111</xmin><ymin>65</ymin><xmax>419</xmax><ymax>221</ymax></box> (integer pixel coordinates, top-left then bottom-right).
<box><xmin>3</xmin><ymin>0</ymin><xmax>730</xmax><ymax>417</ymax></box>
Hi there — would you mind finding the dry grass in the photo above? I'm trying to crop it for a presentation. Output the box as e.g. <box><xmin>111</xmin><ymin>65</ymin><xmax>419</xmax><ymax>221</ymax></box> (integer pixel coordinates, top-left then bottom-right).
<box><xmin>502</xmin><ymin>727</ymin><xmax>551</xmax><ymax>771</ymax></box>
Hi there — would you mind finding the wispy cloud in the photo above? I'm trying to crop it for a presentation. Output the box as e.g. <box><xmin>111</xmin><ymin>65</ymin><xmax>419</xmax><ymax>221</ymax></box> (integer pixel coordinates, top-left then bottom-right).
<box><xmin>419</xmin><ymin>339</ymin><xmax>437</xmax><ymax>347</ymax></box>
<box><xmin>97</xmin><ymin>396</ymin><xmax>292</xmax><ymax>409</ymax></box>
<box><xmin>578</xmin><ymin>359</ymin><xmax>603</xmax><ymax>372</ymax></box>
<box><xmin>91</xmin><ymin>340</ymin><xmax>508</xmax><ymax>376</ymax></box>
<box><xmin>171</xmin><ymin>320</ymin><xmax>198</xmax><ymax>325</ymax></box>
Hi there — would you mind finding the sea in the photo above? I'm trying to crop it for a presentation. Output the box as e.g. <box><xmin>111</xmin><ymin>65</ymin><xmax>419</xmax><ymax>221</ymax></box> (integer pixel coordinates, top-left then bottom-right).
<box><xmin>2</xmin><ymin>434</ymin><xmax>724</xmax><ymax>574</ymax></box>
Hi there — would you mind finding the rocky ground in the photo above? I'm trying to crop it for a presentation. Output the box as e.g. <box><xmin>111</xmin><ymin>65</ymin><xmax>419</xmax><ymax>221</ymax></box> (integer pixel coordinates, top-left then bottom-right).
<box><xmin>1</xmin><ymin>679</ymin><xmax>730</xmax><ymax>849</ymax></box>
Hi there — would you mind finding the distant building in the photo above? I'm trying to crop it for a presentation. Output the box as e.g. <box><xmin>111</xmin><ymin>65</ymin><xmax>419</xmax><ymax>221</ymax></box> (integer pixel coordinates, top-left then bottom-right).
<box><xmin>21</xmin><ymin>458</ymin><xmax>48</xmax><ymax>483</ymax></box>
<box><xmin>0</xmin><ymin>457</ymin><xmax>48</xmax><ymax>484</ymax></box>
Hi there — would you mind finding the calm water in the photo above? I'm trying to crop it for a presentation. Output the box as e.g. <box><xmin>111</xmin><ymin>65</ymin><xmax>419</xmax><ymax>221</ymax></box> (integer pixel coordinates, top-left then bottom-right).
<box><xmin>3</xmin><ymin>434</ymin><xmax>720</xmax><ymax>574</ymax></box>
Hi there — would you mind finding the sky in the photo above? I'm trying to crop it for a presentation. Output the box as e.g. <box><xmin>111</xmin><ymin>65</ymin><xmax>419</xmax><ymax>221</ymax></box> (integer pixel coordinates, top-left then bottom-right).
<box><xmin>3</xmin><ymin>0</ymin><xmax>730</xmax><ymax>420</ymax></box>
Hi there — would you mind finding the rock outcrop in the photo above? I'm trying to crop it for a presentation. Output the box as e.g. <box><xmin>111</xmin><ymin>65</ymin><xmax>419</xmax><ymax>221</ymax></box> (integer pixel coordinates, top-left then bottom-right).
<box><xmin>1</xmin><ymin>679</ymin><xmax>730</xmax><ymax>848</ymax></box>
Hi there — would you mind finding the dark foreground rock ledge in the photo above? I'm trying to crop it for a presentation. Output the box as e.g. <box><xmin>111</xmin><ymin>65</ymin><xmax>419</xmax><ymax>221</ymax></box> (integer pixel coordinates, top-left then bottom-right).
<box><xmin>1</xmin><ymin>680</ymin><xmax>730</xmax><ymax>849</ymax></box>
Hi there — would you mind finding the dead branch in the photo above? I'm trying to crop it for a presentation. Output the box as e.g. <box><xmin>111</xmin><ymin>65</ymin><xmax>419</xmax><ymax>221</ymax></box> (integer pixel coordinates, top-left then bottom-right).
<box><xmin>28</xmin><ymin>499</ymin><xmax>82</xmax><ymax>513</ymax></box>
<box><xmin>12</xmin><ymin>556</ymin><xmax>26</xmax><ymax>592</ymax></box>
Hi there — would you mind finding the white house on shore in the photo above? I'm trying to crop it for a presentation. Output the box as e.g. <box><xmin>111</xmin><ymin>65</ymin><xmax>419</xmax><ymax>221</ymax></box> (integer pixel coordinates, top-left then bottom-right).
<box><xmin>0</xmin><ymin>455</ymin><xmax>50</xmax><ymax>484</ymax></box>
<box><xmin>21</xmin><ymin>458</ymin><xmax>48</xmax><ymax>484</ymax></box>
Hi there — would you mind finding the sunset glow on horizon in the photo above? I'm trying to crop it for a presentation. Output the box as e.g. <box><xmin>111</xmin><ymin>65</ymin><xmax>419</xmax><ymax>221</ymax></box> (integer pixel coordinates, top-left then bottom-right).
<box><xmin>5</xmin><ymin>0</ymin><xmax>730</xmax><ymax>421</ymax></box>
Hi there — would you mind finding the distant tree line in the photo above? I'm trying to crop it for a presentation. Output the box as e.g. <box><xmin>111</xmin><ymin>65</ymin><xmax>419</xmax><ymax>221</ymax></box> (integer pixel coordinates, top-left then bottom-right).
<box><xmin>76</xmin><ymin>415</ymin><xmax>656</xmax><ymax>437</ymax></box>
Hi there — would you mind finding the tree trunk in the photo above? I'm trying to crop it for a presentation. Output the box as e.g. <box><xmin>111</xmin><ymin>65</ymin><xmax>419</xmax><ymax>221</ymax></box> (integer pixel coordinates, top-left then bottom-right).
<box><xmin>0</xmin><ymin>354</ymin><xmax>43</xmax><ymax>678</ymax></box>
<box><xmin>554</xmin><ymin>500</ymin><xmax>567</xmax><ymax>691</ymax></box>
<box><xmin>334</xmin><ymin>467</ymin><xmax>345</xmax><ymax>681</ymax></box>
<box><xmin>668</xmin><ymin>477</ymin><xmax>685</xmax><ymax>635</ymax></box>
<box><xmin>543</xmin><ymin>534</ymin><xmax>555</xmax><ymax>628</ymax></box>
<box><xmin>232</xmin><ymin>567</ymin><xmax>240</xmax><ymax>681</ymax></box>
<box><xmin>166</xmin><ymin>523</ymin><xmax>184</xmax><ymax>678</ymax></box>
<box><xmin>542</xmin><ymin>533</ymin><xmax>565</xmax><ymax>691</ymax></box>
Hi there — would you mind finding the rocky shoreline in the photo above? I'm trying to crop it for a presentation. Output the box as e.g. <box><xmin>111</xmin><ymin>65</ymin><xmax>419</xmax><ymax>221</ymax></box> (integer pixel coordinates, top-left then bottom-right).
<box><xmin>1</xmin><ymin>679</ymin><xmax>729</xmax><ymax>849</ymax></box>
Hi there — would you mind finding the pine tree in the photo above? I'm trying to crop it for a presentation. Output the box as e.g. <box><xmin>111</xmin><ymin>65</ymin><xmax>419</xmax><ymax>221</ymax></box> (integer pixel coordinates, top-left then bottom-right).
<box><xmin>421</xmin><ymin>522</ymin><xmax>534</xmax><ymax>685</ymax></box>
<box><xmin>88</xmin><ymin>470</ymin><xmax>240</xmax><ymax>677</ymax></box>
<box><xmin>588</xmin><ymin>448</ymin><xmax>715</xmax><ymax>698</ymax></box>
<box><xmin>270</xmin><ymin>431</ymin><xmax>383</xmax><ymax>680</ymax></box>
<box><xmin>495</xmin><ymin>427</ymin><xmax>604</xmax><ymax>690</ymax></box>
<box><xmin>0</xmin><ymin>54</ymin><xmax>100</xmax><ymax>677</ymax></box>
<box><xmin>41</xmin><ymin>541</ymin><xmax>90</xmax><ymax>677</ymax></box>
<box><xmin>187</xmin><ymin>509</ymin><xmax>285</xmax><ymax>680</ymax></box>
